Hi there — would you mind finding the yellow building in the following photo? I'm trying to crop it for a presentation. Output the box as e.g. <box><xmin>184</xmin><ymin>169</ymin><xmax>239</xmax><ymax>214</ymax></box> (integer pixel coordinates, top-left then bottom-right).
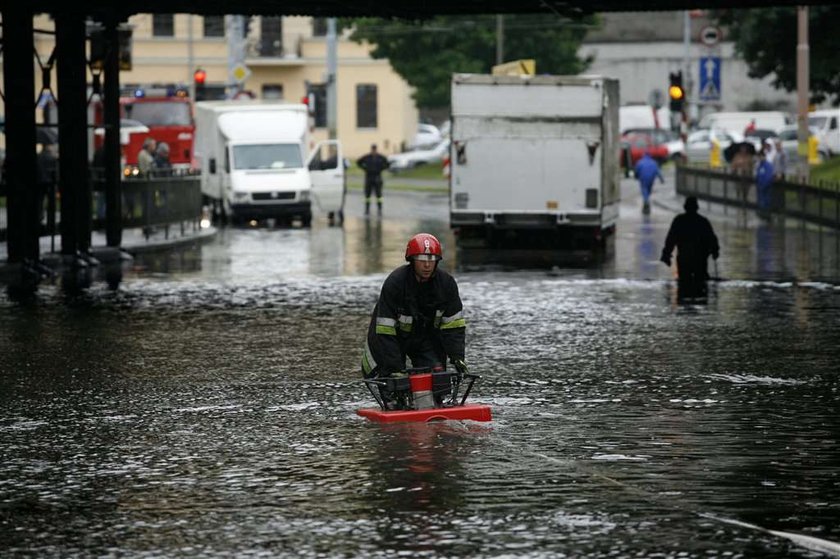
<box><xmin>23</xmin><ymin>14</ymin><xmax>419</xmax><ymax>158</ymax></box>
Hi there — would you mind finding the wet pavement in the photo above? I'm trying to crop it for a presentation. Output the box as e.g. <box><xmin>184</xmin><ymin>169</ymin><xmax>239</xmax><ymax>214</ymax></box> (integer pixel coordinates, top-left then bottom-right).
<box><xmin>1</xmin><ymin>171</ymin><xmax>839</xmax><ymax>557</ymax></box>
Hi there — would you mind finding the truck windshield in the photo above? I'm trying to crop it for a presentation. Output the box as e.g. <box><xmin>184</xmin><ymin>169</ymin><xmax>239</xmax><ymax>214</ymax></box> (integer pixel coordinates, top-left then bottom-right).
<box><xmin>232</xmin><ymin>144</ymin><xmax>303</xmax><ymax>170</ymax></box>
<box><xmin>123</xmin><ymin>101</ymin><xmax>192</xmax><ymax>127</ymax></box>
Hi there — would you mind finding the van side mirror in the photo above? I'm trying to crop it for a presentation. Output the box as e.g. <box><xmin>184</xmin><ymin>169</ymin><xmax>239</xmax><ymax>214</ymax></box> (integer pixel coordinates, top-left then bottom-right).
<box><xmin>209</xmin><ymin>158</ymin><xmax>217</xmax><ymax>174</ymax></box>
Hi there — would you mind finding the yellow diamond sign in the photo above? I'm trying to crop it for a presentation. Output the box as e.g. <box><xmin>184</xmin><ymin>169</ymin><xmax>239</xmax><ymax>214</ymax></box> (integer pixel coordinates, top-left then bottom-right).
<box><xmin>232</xmin><ymin>63</ymin><xmax>251</xmax><ymax>84</ymax></box>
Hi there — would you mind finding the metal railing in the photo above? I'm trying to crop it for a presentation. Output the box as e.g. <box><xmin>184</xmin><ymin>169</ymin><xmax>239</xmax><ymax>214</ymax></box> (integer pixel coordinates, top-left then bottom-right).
<box><xmin>91</xmin><ymin>169</ymin><xmax>203</xmax><ymax>239</ymax></box>
<box><xmin>676</xmin><ymin>164</ymin><xmax>840</xmax><ymax>229</ymax></box>
<box><xmin>0</xmin><ymin>169</ymin><xmax>202</xmax><ymax>245</ymax></box>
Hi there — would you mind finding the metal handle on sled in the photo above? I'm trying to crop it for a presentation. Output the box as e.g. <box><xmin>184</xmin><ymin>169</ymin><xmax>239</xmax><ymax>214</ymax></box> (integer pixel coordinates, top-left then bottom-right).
<box><xmin>459</xmin><ymin>372</ymin><xmax>480</xmax><ymax>406</ymax></box>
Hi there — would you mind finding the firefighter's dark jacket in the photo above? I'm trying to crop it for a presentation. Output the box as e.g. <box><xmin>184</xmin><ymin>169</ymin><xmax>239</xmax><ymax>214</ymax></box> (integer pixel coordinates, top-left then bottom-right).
<box><xmin>662</xmin><ymin>211</ymin><xmax>720</xmax><ymax>276</ymax></box>
<box><xmin>362</xmin><ymin>264</ymin><xmax>465</xmax><ymax>377</ymax></box>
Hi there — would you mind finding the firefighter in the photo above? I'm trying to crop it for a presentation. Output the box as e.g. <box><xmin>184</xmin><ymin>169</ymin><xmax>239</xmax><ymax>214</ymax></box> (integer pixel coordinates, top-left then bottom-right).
<box><xmin>660</xmin><ymin>196</ymin><xmax>720</xmax><ymax>299</ymax></box>
<box><xmin>361</xmin><ymin>233</ymin><xmax>468</xmax><ymax>391</ymax></box>
<box><xmin>357</xmin><ymin>144</ymin><xmax>389</xmax><ymax>216</ymax></box>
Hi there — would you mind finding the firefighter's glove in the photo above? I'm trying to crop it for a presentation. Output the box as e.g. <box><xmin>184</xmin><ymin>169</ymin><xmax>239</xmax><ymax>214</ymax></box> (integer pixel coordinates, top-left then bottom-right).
<box><xmin>660</xmin><ymin>251</ymin><xmax>672</xmax><ymax>267</ymax></box>
<box><xmin>452</xmin><ymin>359</ymin><xmax>469</xmax><ymax>375</ymax></box>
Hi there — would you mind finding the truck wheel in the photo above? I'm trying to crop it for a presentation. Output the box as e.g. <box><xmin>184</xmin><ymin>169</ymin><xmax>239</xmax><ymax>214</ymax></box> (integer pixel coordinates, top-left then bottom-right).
<box><xmin>301</xmin><ymin>212</ymin><xmax>312</xmax><ymax>227</ymax></box>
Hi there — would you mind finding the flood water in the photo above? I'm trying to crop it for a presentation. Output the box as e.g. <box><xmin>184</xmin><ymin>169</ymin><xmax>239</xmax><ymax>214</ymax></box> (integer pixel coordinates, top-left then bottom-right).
<box><xmin>1</xmin><ymin>180</ymin><xmax>839</xmax><ymax>558</ymax></box>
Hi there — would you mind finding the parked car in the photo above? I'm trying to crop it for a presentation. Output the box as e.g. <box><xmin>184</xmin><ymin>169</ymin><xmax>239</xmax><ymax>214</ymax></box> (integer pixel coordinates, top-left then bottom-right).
<box><xmin>388</xmin><ymin>138</ymin><xmax>450</xmax><ymax>172</ymax></box>
<box><xmin>744</xmin><ymin>128</ymin><xmax>779</xmax><ymax>152</ymax></box>
<box><xmin>685</xmin><ymin>128</ymin><xmax>742</xmax><ymax>163</ymax></box>
<box><xmin>698</xmin><ymin>111</ymin><xmax>790</xmax><ymax>136</ymax></box>
<box><xmin>624</xmin><ymin>127</ymin><xmax>685</xmax><ymax>161</ymax></box>
<box><xmin>777</xmin><ymin>124</ymin><xmax>827</xmax><ymax>163</ymax></box>
<box><xmin>409</xmin><ymin>123</ymin><xmax>442</xmax><ymax>150</ymax></box>
<box><xmin>620</xmin><ymin>132</ymin><xmax>670</xmax><ymax>168</ymax></box>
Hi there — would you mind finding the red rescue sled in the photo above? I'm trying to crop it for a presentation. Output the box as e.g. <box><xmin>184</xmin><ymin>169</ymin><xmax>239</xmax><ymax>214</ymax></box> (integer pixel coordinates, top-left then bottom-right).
<box><xmin>358</xmin><ymin>367</ymin><xmax>491</xmax><ymax>423</ymax></box>
<box><xmin>357</xmin><ymin>403</ymin><xmax>492</xmax><ymax>423</ymax></box>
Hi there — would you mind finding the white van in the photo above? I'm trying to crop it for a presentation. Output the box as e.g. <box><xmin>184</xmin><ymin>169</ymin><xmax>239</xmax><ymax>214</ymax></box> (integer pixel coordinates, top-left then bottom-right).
<box><xmin>619</xmin><ymin>105</ymin><xmax>671</xmax><ymax>133</ymax></box>
<box><xmin>195</xmin><ymin>101</ymin><xmax>344</xmax><ymax>225</ymax></box>
<box><xmin>698</xmin><ymin>111</ymin><xmax>790</xmax><ymax>135</ymax></box>
<box><xmin>808</xmin><ymin>109</ymin><xmax>840</xmax><ymax>156</ymax></box>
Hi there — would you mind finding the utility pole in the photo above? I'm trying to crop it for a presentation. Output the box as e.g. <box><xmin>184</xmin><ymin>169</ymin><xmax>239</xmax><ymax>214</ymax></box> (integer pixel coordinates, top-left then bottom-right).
<box><xmin>796</xmin><ymin>6</ymin><xmax>810</xmax><ymax>180</ymax></box>
<box><xmin>326</xmin><ymin>18</ymin><xmax>337</xmax><ymax>140</ymax></box>
<box><xmin>226</xmin><ymin>15</ymin><xmax>246</xmax><ymax>98</ymax></box>
<box><xmin>187</xmin><ymin>15</ymin><xmax>195</xmax><ymax>100</ymax></box>
<box><xmin>682</xmin><ymin>10</ymin><xmax>691</xmax><ymax>131</ymax></box>
<box><xmin>496</xmin><ymin>15</ymin><xmax>504</xmax><ymax>65</ymax></box>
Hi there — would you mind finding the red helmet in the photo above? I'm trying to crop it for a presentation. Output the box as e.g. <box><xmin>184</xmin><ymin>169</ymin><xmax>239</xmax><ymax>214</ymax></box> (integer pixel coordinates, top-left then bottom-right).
<box><xmin>405</xmin><ymin>233</ymin><xmax>443</xmax><ymax>261</ymax></box>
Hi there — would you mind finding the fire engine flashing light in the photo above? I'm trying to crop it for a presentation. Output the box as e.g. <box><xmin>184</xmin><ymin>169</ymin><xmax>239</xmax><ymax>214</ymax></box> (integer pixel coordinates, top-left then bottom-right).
<box><xmin>133</xmin><ymin>88</ymin><xmax>145</xmax><ymax>98</ymax></box>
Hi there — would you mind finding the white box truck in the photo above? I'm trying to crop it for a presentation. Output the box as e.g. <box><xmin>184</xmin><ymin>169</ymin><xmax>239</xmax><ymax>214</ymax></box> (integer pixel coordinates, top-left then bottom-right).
<box><xmin>449</xmin><ymin>74</ymin><xmax>620</xmax><ymax>250</ymax></box>
<box><xmin>194</xmin><ymin>100</ymin><xmax>345</xmax><ymax>225</ymax></box>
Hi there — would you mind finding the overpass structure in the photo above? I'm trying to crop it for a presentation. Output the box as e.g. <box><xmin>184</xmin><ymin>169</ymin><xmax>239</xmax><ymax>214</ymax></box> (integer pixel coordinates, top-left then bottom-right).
<box><xmin>0</xmin><ymin>0</ymin><xmax>825</xmax><ymax>272</ymax></box>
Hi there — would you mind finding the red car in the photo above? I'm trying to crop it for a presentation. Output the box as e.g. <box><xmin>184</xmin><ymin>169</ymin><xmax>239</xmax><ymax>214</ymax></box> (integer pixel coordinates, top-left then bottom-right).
<box><xmin>620</xmin><ymin>132</ymin><xmax>670</xmax><ymax>167</ymax></box>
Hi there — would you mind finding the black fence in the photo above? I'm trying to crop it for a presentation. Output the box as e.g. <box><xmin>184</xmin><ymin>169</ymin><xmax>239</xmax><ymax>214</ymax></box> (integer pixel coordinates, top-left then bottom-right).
<box><xmin>0</xmin><ymin>170</ymin><xmax>202</xmax><ymax>244</ymax></box>
<box><xmin>676</xmin><ymin>164</ymin><xmax>840</xmax><ymax>229</ymax></box>
<box><xmin>91</xmin><ymin>170</ymin><xmax>202</xmax><ymax>239</ymax></box>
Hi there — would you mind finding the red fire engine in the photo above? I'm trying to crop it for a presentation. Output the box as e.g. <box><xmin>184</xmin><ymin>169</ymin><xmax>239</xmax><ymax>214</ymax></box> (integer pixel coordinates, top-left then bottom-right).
<box><xmin>120</xmin><ymin>85</ymin><xmax>195</xmax><ymax>169</ymax></box>
<box><xmin>92</xmin><ymin>84</ymin><xmax>195</xmax><ymax>171</ymax></box>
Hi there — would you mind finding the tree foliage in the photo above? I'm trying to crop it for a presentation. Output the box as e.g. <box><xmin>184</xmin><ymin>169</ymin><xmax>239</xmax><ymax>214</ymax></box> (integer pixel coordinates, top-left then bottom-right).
<box><xmin>715</xmin><ymin>7</ymin><xmax>840</xmax><ymax>105</ymax></box>
<box><xmin>344</xmin><ymin>15</ymin><xmax>596</xmax><ymax>109</ymax></box>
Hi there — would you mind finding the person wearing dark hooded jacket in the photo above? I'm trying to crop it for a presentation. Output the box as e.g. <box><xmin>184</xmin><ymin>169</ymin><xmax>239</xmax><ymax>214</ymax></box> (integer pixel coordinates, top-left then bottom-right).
<box><xmin>361</xmin><ymin>233</ymin><xmax>466</xmax><ymax>386</ymax></box>
<box><xmin>660</xmin><ymin>196</ymin><xmax>720</xmax><ymax>297</ymax></box>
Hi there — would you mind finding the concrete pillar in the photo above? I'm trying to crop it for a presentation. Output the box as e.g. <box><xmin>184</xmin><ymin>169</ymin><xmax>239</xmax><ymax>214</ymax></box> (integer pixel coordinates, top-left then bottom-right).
<box><xmin>1</xmin><ymin>6</ymin><xmax>39</xmax><ymax>264</ymax></box>
<box><xmin>55</xmin><ymin>13</ymin><xmax>91</xmax><ymax>256</ymax></box>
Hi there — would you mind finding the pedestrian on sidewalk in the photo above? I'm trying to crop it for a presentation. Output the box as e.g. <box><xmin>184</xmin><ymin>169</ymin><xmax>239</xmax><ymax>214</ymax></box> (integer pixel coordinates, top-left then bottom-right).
<box><xmin>633</xmin><ymin>152</ymin><xmax>664</xmax><ymax>215</ymax></box>
<box><xmin>153</xmin><ymin>142</ymin><xmax>172</xmax><ymax>173</ymax></box>
<box><xmin>137</xmin><ymin>137</ymin><xmax>157</xmax><ymax>175</ymax></box>
<box><xmin>357</xmin><ymin>144</ymin><xmax>389</xmax><ymax>216</ymax></box>
<box><xmin>772</xmin><ymin>139</ymin><xmax>788</xmax><ymax>178</ymax></box>
<box><xmin>660</xmin><ymin>196</ymin><xmax>720</xmax><ymax>299</ymax></box>
<box><xmin>755</xmin><ymin>144</ymin><xmax>775</xmax><ymax>219</ymax></box>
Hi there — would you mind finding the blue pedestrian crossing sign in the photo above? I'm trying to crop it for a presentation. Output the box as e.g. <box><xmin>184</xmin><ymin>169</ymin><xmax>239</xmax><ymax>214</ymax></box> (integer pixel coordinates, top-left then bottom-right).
<box><xmin>699</xmin><ymin>56</ymin><xmax>721</xmax><ymax>101</ymax></box>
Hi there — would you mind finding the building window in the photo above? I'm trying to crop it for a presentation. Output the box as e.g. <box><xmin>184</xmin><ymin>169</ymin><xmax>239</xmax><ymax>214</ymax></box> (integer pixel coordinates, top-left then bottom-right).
<box><xmin>356</xmin><ymin>84</ymin><xmax>377</xmax><ymax>129</ymax></box>
<box><xmin>260</xmin><ymin>16</ymin><xmax>283</xmax><ymax>57</ymax></box>
<box><xmin>204</xmin><ymin>16</ymin><xmax>224</xmax><ymax>38</ymax></box>
<box><xmin>312</xmin><ymin>18</ymin><xmax>328</xmax><ymax>37</ymax></box>
<box><xmin>152</xmin><ymin>14</ymin><xmax>174</xmax><ymax>37</ymax></box>
<box><xmin>262</xmin><ymin>84</ymin><xmax>284</xmax><ymax>100</ymax></box>
<box><xmin>309</xmin><ymin>84</ymin><xmax>327</xmax><ymax>128</ymax></box>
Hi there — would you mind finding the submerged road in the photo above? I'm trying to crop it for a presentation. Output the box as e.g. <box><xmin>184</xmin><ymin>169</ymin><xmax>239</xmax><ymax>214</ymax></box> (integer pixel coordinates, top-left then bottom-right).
<box><xmin>1</xmin><ymin>170</ymin><xmax>839</xmax><ymax>557</ymax></box>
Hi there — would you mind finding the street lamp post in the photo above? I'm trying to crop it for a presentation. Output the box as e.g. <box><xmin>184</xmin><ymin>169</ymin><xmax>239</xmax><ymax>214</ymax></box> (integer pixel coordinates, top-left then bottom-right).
<box><xmin>796</xmin><ymin>6</ymin><xmax>810</xmax><ymax>180</ymax></box>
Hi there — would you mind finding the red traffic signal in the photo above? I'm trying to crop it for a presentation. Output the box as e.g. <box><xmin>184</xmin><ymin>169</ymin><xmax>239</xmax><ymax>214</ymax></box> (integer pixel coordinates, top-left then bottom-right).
<box><xmin>193</xmin><ymin>68</ymin><xmax>207</xmax><ymax>85</ymax></box>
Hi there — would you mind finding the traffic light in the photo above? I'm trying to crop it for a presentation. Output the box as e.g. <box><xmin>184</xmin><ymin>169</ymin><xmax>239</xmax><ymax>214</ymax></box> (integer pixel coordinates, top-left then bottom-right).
<box><xmin>194</xmin><ymin>68</ymin><xmax>207</xmax><ymax>101</ymax></box>
<box><xmin>669</xmin><ymin>71</ymin><xmax>685</xmax><ymax>113</ymax></box>
<box><xmin>302</xmin><ymin>92</ymin><xmax>316</xmax><ymax>115</ymax></box>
